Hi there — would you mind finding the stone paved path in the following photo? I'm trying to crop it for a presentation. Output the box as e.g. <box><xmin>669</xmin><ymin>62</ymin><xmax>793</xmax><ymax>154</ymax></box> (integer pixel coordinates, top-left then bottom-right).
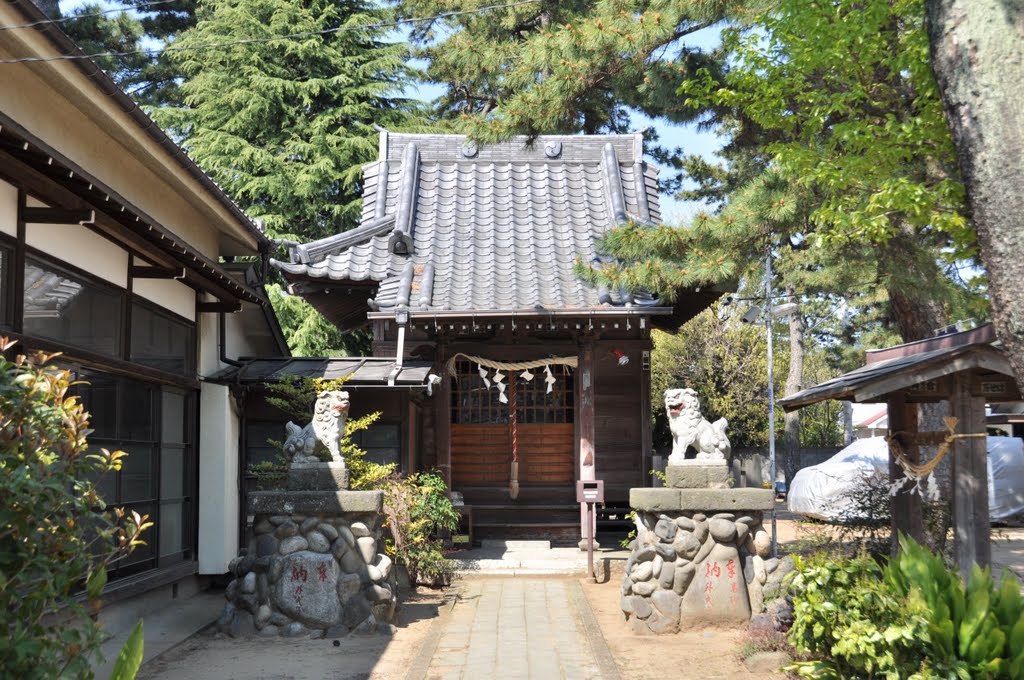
<box><xmin>411</xmin><ymin>578</ymin><xmax>619</xmax><ymax>680</ymax></box>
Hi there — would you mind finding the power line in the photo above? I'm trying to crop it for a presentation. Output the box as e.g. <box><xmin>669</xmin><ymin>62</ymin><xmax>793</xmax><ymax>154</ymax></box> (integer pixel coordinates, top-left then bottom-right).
<box><xmin>0</xmin><ymin>0</ymin><xmax>540</xmax><ymax>64</ymax></box>
<box><xmin>0</xmin><ymin>0</ymin><xmax>185</xmax><ymax>33</ymax></box>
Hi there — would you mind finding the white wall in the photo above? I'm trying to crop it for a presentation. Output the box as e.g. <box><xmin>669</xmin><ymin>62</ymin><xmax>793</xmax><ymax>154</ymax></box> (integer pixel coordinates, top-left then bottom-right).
<box><xmin>133</xmin><ymin>277</ymin><xmax>196</xmax><ymax>321</ymax></box>
<box><xmin>24</xmin><ymin>196</ymin><xmax>129</xmax><ymax>288</ymax></box>
<box><xmin>0</xmin><ymin>180</ymin><xmax>16</xmax><ymax>237</ymax></box>
<box><xmin>198</xmin><ymin>382</ymin><xmax>240</xmax><ymax>574</ymax></box>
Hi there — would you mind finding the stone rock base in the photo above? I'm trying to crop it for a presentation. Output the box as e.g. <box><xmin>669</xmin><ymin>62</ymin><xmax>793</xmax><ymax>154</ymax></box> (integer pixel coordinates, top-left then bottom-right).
<box><xmin>218</xmin><ymin>509</ymin><xmax>396</xmax><ymax>638</ymax></box>
<box><xmin>621</xmin><ymin>506</ymin><xmax>781</xmax><ymax>634</ymax></box>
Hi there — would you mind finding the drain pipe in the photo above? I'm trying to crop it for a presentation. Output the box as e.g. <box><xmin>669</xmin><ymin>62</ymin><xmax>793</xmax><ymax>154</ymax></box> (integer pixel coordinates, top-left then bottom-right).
<box><xmin>387</xmin><ymin>308</ymin><xmax>410</xmax><ymax>386</ymax></box>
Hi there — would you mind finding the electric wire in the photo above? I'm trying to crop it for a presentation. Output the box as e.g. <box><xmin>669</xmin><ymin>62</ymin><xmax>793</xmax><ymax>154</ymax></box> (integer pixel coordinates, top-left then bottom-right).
<box><xmin>0</xmin><ymin>0</ymin><xmax>540</xmax><ymax>64</ymax></box>
<box><xmin>0</xmin><ymin>0</ymin><xmax>185</xmax><ymax>33</ymax></box>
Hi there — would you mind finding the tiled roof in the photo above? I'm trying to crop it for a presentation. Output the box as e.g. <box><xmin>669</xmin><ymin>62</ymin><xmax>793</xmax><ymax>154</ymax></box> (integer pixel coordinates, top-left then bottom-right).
<box><xmin>208</xmin><ymin>357</ymin><xmax>434</xmax><ymax>386</ymax></box>
<box><xmin>271</xmin><ymin>132</ymin><xmax>664</xmax><ymax>315</ymax></box>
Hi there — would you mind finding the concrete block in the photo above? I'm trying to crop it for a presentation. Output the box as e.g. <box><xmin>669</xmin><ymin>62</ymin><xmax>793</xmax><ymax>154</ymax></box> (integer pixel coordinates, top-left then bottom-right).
<box><xmin>629</xmin><ymin>488</ymin><xmax>681</xmax><ymax>511</ymax></box>
<box><xmin>287</xmin><ymin>462</ymin><xmax>349</xmax><ymax>491</ymax></box>
<box><xmin>677</xmin><ymin>488</ymin><xmax>775</xmax><ymax>511</ymax></box>
<box><xmin>248</xmin><ymin>490</ymin><xmax>384</xmax><ymax>515</ymax></box>
<box><xmin>666</xmin><ymin>464</ymin><xmax>730</xmax><ymax>489</ymax></box>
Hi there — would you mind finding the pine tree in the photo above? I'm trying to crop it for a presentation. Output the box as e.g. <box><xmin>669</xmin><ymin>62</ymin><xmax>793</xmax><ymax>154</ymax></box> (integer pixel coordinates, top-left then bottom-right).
<box><xmin>156</xmin><ymin>0</ymin><xmax>422</xmax><ymax>242</ymax></box>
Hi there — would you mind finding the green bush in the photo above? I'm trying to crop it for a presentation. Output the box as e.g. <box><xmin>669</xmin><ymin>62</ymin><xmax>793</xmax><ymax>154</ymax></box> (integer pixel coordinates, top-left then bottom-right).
<box><xmin>788</xmin><ymin>535</ymin><xmax>1024</xmax><ymax>679</ymax></box>
<box><xmin>381</xmin><ymin>471</ymin><xmax>459</xmax><ymax>587</ymax></box>
<box><xmin>0</xmin><ymin>341</ymin><xmax>150</xmax><ymax>679</ymax></box>
<box><xmin>788</xmin><ymin>550</ymin><xmax>930</xmax><ymax>678</ymax></box>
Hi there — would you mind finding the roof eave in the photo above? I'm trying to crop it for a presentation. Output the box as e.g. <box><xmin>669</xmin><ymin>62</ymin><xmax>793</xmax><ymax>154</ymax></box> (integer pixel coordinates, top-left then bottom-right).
<box><xmin>367</xmin><ymin>307</ymin><xmax>676</xmax><ymax>320</ymax></box>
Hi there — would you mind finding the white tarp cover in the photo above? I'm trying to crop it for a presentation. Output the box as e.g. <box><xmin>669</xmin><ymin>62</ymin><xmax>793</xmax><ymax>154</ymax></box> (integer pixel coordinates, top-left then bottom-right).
<box><xmin>788</xmin><ymin>436</ymin><xmax>1024</xmax><ymax>522</ymax></box>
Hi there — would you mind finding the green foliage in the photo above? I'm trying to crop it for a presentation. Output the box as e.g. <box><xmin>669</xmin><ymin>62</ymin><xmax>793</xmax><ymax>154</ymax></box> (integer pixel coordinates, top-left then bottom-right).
<box><xmin>788</xmin><ymin>536</ymin><xmax>1024</xmax><ymax>679</ymax></box>
<box><xmin>156</xmin><ymin>0</ymin><xmax>422</xmax><ymax>242</ymax></box>
<box><xmin>0</xmin><ymin>341</ymin><xmax>150</xmax><ymax>679</ymax></box>
<box><xmin>402</xmin><ymin>0</ymin><xmax>759</xmax><ymax>187</ymax></box>
<box><xmin>379</xmin><ymin>471</ymin><xmax>459</xmax><ymax>587</ymax></box>
<box><xmin>60</xmin><ymin>4</ymin><xmax>148</xmax><ymax>86</ymax></box>
<box><xmin>787</xmin><ymin>551</ymin><xmax>931</xmax><ymax>679</ymax></box>
<box><xmin>108</xmin><ymin>621</ymin><xmax>145</xmax><ymax>680</ymax></box>
<box><xmin>651</xmin><ymin>303</ymin><xmax>779</xmax><ymax>450</ymax></box>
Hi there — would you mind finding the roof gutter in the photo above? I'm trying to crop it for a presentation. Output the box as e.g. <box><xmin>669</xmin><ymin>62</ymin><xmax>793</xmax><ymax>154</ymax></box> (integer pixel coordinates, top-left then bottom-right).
<box><xmin>7</xmin><ymin>0</ymin><xmax>271</xmax><ymax>251</ymax></box>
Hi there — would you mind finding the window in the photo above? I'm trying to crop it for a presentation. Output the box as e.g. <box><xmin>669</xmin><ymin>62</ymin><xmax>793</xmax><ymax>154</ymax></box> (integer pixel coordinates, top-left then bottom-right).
<box><xmin>23</xmin><ymin>256</ymin><xmax>123</xmax><ymax>358</ymax></box>
<box><xmin>0</xmin><ymin>243</ymin><xmax>12</xmax><ymax>328</ymax></box>
<box><xmin>130</xmin><ymin>302</ymin><xmax>195</xmax><ymax>376</ymax></box>
<box><xmin>351</xmin><ymin>423</ymin><xmax>401</xmax><ymax>468</ymax></box>
<box><xmin>73</xmin><ymin>372</ymin><xmax>196</xmax><ymax>577</ymax></box>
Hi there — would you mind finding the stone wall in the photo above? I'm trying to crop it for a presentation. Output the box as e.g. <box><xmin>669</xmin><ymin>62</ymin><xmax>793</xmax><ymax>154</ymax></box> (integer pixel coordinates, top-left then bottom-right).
<box><xmin>218</xmin><ymin>491</ymin><xmax>396</xmax><ymax>638</ymax></box>
<box><xmin>623</xmin><ymin>487</ymin><xmax>780</xmax><ymax>634</ymax></box>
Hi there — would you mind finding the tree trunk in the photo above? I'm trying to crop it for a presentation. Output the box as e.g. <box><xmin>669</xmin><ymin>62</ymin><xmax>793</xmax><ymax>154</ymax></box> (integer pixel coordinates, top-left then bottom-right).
<box><xmin>782</xmin><ymin>285</ymin><xmax>804</xmax><ymax>484</ymax></box>
<box><xmin>924</xmin><ymin>0</ymin><xmax>1024</xmax><ymax>391</ymax></box>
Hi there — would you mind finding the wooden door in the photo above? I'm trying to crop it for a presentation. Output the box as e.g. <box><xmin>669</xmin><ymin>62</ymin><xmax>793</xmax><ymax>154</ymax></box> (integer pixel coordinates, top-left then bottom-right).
<box><xmin>450</xmin><ymin>361</ymin><xmax>574</xmax><ymax>487</ymax></box>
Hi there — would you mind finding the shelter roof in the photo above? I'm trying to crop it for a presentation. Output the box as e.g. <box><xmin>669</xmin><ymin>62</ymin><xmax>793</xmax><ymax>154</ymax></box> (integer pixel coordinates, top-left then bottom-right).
<box><xmin>780</xmin><ymin>324</ymin><xmax>1019</xmax><ymax>411</ymax></box>
<box><xmin>271</xmin><ymin>132</ymin><xmax>710</xmax><ymax>321</ymax></box>
<box><xmin>208</xmin><ymin>357</ymin><xmax>434</xmax><ymax>387</ymax></box>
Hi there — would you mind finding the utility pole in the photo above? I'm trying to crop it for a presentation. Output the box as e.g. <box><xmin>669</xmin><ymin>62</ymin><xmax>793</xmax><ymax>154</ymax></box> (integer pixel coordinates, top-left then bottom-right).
<box><xmin>766</xmin><ymin>248</ymin><xmax>778</xmax><ymax>558</ymax></box>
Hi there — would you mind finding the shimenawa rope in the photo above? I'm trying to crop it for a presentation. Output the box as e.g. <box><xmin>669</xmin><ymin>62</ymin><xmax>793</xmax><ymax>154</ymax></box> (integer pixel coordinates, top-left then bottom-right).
<box><xmin>885</xmin><ymin>416</ymin><xmax>987</xmax><ymax>478</ymax></box>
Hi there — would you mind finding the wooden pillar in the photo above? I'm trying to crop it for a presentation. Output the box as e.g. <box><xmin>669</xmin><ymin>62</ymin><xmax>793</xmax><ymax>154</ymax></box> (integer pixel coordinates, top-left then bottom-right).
<box><xmin>639</xmin><ymin>345</ymin><xmax>653</xmax><ymax>487</ymax></box>
<box><xmin>435</xmin><ymin>346</ymin><xmax>452</xmax><ymax>489</ymax></box>
<box><xmin>951</xmin><ymin>372</ymin><xmax>990</xmax><ymax>575</ymax></box>
<box><xmin>578</xmin><ymin>341</ymin><xmax>597</xmax><ymax>548</ymax></box>
<box><xmin>887</xmin><ymin>393</ymin><xmax>923</xmax><ymax>555</ymax></box>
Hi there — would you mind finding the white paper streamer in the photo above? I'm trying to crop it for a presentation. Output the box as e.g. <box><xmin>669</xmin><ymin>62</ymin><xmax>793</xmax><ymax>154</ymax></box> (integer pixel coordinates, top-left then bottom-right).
<box><xmin>521</xmin><ymin>369</ymin><xmax>534</xmax><ymax>381</ymax></box>
<box><xmin>478</xmin><ymin>364</ymin><xmax>491</xmax><ymax>388</ymax></box>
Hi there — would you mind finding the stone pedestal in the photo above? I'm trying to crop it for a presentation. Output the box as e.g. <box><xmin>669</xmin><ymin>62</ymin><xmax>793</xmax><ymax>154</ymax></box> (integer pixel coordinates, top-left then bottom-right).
<box><xmin>621</xmin><ymin>488</ymin><xmax>777</xmax><ymax>634</ymax></box>
<box><xmin>218</xmin><ymin>489</ymin><xmax>396</xmax><ymax>638</ymax></box>
<box><xmin>665</xmin><ymin>462</ymin><xmax>729</xmax><ymax>489</ymax></box>
<box><xmin>286</xmin><ymin>461</ymin><xmax>349</xmax><ymax>491</ymax></box>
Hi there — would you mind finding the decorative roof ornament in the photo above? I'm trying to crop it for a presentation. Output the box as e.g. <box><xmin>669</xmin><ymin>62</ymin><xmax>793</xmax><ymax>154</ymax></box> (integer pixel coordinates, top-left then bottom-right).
<box><xmin>544</xmin><ymin>140</ymin><xmax>563</xmax><ymax>158</ymax></box>
<box><xmin>461</xmin><ymin>141</ymin><xmax>478</xmax><ymax>158</ymax></box>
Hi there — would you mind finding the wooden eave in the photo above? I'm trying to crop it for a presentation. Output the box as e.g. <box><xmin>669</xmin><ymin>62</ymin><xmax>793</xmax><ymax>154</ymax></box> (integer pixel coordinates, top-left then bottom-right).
<box><xmin>780</xmin><ymin>343</ymin><xmax>1020</xmax><ymax>411</ymax></box>
<box><xmin>0</xmin><ymin>117</ymin><xmax>264</xmax><ymax>305</ymax></box>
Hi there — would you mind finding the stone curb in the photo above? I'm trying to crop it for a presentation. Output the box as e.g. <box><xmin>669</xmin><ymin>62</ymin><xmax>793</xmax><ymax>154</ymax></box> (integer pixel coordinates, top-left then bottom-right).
<box><xmin>403</xmin><ymin>587</ymin><xmax>459</xmax><ymax>680</ymax></box>
<box><xmin>569</xmin><ymin>580</ymin><xmax>623</xmax><ymax>680</ymax></box>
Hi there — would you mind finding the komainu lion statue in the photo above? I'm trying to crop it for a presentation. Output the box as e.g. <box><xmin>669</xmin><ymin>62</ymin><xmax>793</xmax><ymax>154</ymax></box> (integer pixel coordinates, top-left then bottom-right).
<box><xmin>665</xmin><ymin>387</ymin><xmax>731</xmax><ymax>464</ymax></box>
<box><xmin>283</xmin><ymin>421</ymin><xmax>318</xmax><ymax>464</ymax></box>
<box><xmin>312</xmin><ymin>390</ymin><xmax>350</xmax><ymax>466</ymax></box>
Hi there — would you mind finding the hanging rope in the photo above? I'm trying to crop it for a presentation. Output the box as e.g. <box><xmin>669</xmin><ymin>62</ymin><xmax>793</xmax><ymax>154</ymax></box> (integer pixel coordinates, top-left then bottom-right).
<box><xmin>886</xmin><ymin>416</ymin><xmax>988</xmax><ymax>478</ymax></box>
<box><xmin>445</xmin><ymin>352</ymin><xmax>577</xmax><ymax>376</ymax></box>
<box><xmin>509</xmin><ymin>374</ymin><xmax>520</xmax><ymax>499</ymax></box>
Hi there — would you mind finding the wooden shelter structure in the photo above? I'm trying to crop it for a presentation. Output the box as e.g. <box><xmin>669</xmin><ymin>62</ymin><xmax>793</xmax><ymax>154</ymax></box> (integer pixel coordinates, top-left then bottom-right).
<box><xmin>263</xmin><ymin>131</ymin><xmax>721</xmax><ymax>543</ymax></box>
<box><xmin>780</xmin><ymin>324</ymin><xmax>1020</xmax><ymax>574</ymax></box>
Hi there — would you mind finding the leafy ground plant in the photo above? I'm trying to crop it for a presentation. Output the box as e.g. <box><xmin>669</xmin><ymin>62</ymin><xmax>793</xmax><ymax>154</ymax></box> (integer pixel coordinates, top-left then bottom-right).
<box><xmin>788</xmin><ymin>535</ymin><xmax>1024</xmax><ymax>679</ymax></box>
<box><xmin>0</xmin><ymin>339</ymin><xmax>151</xmax><ymax>679</ymax></box>
<box><xmin>381</xmin><ymin>471</ymin><xmax>459</xmax><ymax>588</ymax></box>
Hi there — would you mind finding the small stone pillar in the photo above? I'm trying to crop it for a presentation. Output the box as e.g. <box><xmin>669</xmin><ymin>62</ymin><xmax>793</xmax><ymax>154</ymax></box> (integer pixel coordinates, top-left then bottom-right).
<box><xmin>621</xmin><ymin>466</ymin><xmax>777</xmax><ymax>634</ymax></box>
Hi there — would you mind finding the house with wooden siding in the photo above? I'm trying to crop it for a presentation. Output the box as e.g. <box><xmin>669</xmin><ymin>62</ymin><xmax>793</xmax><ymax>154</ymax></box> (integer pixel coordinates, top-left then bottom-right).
<box><xmin>263</xmin><ymin>131</ymin><xmax>720</xmax><ymax>543</ymax></box>
<box><xmin>0</xmin><ymin>0</ymin><xmax>286</xmax><ymax>611</ymax></box>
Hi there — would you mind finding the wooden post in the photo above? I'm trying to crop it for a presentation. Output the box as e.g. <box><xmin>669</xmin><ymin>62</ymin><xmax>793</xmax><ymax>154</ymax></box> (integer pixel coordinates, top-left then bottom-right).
<box><xmin>435</xmin><ymin>347</ymin><xmax>452</xmax><ymax>489</ymax></box>
<box><xmin>578</xmin><ymin>341</ymin><xmax>597</xmax><ymax>549</ymax></box>
<box><xmin>951</xmin><ymin>372</ymin><xmax>990</xmax><ymax>575</ymax></box>
<box><xmin>887</xmin><ymin>393</ymin><xmax>923</xmax><ymax>555</ymax></box>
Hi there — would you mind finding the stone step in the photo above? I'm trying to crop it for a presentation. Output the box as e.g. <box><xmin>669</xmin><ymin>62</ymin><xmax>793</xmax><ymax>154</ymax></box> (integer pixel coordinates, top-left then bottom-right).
<box><xmin>480</xmin><ymin>539</ymin><xmax>551</xmax><ymax>551</ymax></box>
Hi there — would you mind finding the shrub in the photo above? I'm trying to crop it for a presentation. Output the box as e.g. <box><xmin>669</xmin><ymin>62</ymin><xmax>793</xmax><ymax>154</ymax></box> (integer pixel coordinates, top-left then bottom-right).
<box><xmin>787</xmin><ymin>535</ymin><xmax>1024</xmax><ymax>679</ymax></box>
<box><xmin>787</xmin><ymin>550</ymin><xmax>930</xmax><ymax>678</ymax></box>
<box><xmin>0</xmin><ymin>340</ymin><xmax>150</xmax><ymax>679</ymax></box>
<box><xmin>381</xmin><ymin>471</ymin><xmax>459</xmax><ymax>587</ymax></box>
